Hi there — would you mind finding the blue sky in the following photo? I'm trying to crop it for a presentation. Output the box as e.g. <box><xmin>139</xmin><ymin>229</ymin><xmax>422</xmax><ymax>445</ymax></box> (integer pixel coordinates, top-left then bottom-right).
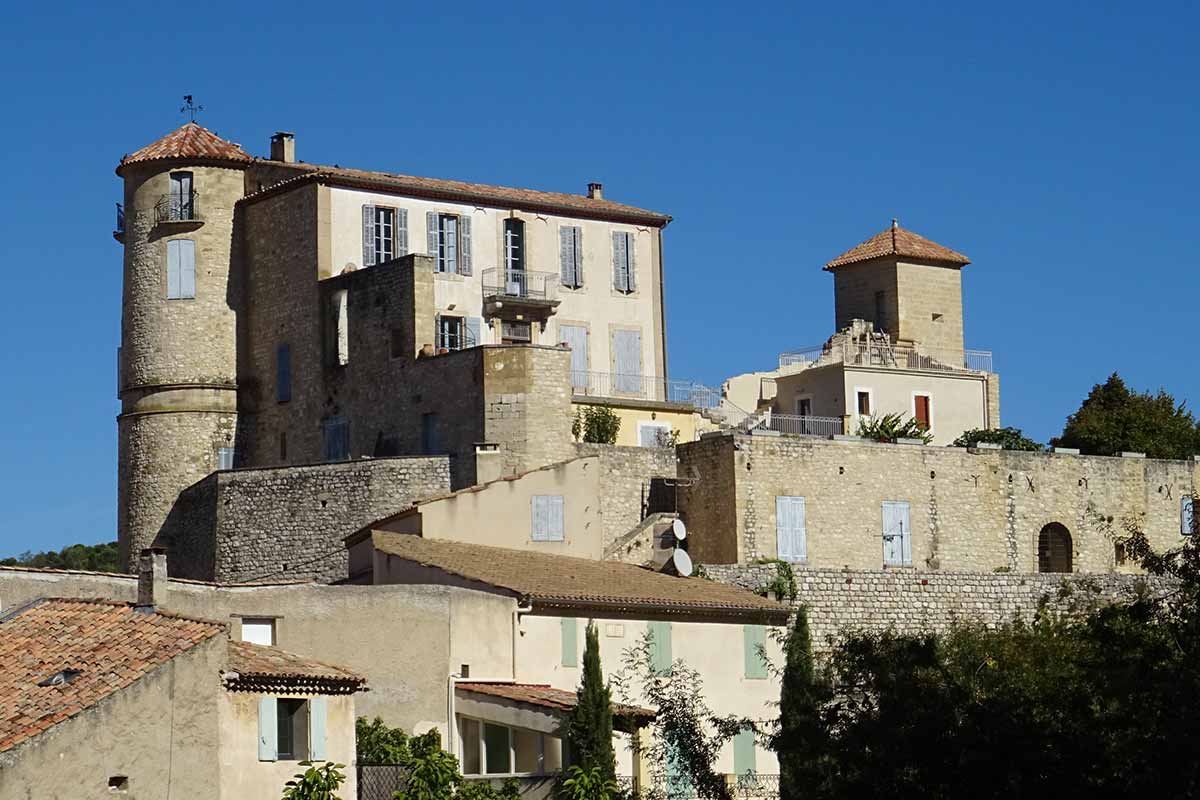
<box><xmin>1</xmin><ymin>1</ymin><xmax>1197</xmax><ymax>556</ymax></box>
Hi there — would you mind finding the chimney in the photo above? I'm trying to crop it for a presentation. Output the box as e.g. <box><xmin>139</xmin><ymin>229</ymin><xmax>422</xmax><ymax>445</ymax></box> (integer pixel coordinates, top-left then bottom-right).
<box><xmin>587</xmin><ymin>182</ymin><xmax>603</xmax><ymax>200</ymax></box>
<box><xmin>136</xmin><ymin>547</ymin><xmax>168</xmax><ymax>612</ymax></box>
<box><xmin>270</xmin><ymin>131</ymin><xmax>296</xmax><ymax>163</ymax></box>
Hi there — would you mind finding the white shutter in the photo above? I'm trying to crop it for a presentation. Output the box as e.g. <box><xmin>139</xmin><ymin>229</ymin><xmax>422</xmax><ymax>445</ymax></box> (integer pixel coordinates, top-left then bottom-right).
<box><xmin>166</xmin><ymin>239</ymin><xmax>181</xmax><ymax>298</ymax></box>
<box><xmin>560</xmin><ymin>325</ymin><xmax>588</xmax><ymax>389</ymax></box>
<box><xmin>465</xmin><ymin>317</ymin><xmax>482</xmax><ymax>348</ymax></box>
<box><xmin>258</xmin><ymin>697</ymin><xmax>278</xmax><ymax>762</ymax></box>
<box><xmin>459</xmin><ymin>215</ymin><xmax>472</xmax><ymax>275</ymax></box>
<box><xmin>561</xmin><ymin>227</ymin><xmax>573</xmax><ymax>286</ymax></box>
<box><xmin>612</xmin><ymin>231</ymin><xmax>627</xmax><ymax>291</ymax></box>
<box><xmin>626</xmin><ymin>232</ymin><xmax>637</xmax><ymax>292</ymax></box>
<box><xmin>776</xmin><ymin>496</ymin><xmax>806</xmax><ymax>562</ymax></box>
<box><xmin>613</xmin><ymin>329</ymin><xmax>642</xmax><ymax>393</ymax></box>
<box><xmin>883</xmin><ymin>501</ymin><xmax>911</xmax><ymax>566</ymax></box>
<box><xmin>532</xmin><ymin>496</ymin><xmax>564</xmax><ymax>541</ymax></box>
<box><xmin>178</xmin><ymin>239</ymin><xmax>195</xmax><ymax>298</ymax></box>
<box><xmin>396</xmin><ymin>209</ymin><xmax>409</xmax><ymax>256</ymax></box>
<box><xmin>308</xmin><ymin>697</ymin><xmax>328</xmax><ymax>761</ymax></box>
<box><xmin>427</xmin><ymin>211</ymin><xmax>439</xmax><ymax>260</ymax></box>
<box><xmin>362</xmin><ymin>205</ymin><xmax>376</xmax><ymax>266</ymax></box>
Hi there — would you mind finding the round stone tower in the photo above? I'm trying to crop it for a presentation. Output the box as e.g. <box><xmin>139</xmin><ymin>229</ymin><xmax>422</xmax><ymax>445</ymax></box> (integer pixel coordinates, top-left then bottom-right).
<box><xmin>116</xmin><ymin>123</ymin><xmax>251</xmax><ymax>571</ymax></box>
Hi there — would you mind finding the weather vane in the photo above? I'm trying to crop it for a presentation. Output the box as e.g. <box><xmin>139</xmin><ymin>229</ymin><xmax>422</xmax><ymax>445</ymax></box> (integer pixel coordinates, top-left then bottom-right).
<box><xmin>180</xmin><ymin>95</ymin><xmax>204</xmax><ymax>122</ymax></box>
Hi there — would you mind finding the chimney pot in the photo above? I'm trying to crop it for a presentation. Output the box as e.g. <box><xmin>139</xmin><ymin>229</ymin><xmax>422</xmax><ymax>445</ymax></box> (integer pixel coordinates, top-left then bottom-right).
<box><xmin>587</xmin><ymin>182</ymin><xmax>603</xmax><ymax>200</ymax></box>
<box><xmin>270</xmin><ymin>131</ymin><xmax>296</xmax><ymax>163</ymax></box>
<box><xmin>136</xmin><ymin>547</ymin><xmax>168</xmax><ymax>611</ymax></box>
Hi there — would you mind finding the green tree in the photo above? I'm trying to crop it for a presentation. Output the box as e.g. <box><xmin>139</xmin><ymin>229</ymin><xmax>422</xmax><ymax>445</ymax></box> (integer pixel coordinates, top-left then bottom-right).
<box><xmin>951</xmin><ymin>427</ymin><xmax>1042</xmax><ymax>451</ymax></box>
<box><xmin>356</xmin><ymin>716</ymin><xmax>410</xmax><ymax>765</ymax></box>
<box><xmin>561</xmin><ymin>765</ymin><xmax>619</xmax><ymax>800</ymax></box>
<box><xmin>281</xmin><ymin>761</ymin><xmax>347</xmax><ymax>800</ymax></box>
<box><xmin>773</xmin><ymin>608</ymin><xmax>830</xmax><ymax>800</ymax></box>
<box><xmin>580</xmin><ymin>405</ymin><xmax>622</xmax><ymax>444</ymax></box>
<box><xmin>0</xmin><ymin>540</ymin><xmax>120</xmax><ymax>572</ymax></box>
<box><xmin>396</xmin><ymin>730</ymin><xmax>461</xmax><ymax>800</ymax></box>
<box><xmin>566</xmin><ymin>622</ymin><xmax>617</xmax><ymax>783</ymax></box>
<box><xmin>1052</xmin><ymin>372</ymin><xmax>1200</xmax><ymax>459</ymax></box>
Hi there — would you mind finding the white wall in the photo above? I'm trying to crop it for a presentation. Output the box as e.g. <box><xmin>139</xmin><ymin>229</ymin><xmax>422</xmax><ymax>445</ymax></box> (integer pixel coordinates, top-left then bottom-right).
<box><xmin>842</xmin><ymin>366</ymin><xmax>988</xmax><ymax>444</ymax></box>
<box><xmin>327</xmin><ymin>187</ymin><xmax>664</xmax><ymax>383</ymax></box>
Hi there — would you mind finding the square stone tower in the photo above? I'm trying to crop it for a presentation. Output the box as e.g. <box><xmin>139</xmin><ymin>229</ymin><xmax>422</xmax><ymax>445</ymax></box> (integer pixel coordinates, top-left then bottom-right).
<box><xmin>825</xmin><ymin>220</ymin><xmax>970</xmax><ymax>354</ymax></box>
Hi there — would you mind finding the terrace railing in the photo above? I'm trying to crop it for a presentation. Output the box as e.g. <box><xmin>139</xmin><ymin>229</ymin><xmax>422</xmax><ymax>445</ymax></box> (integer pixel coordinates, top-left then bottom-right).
<box><xmin>155</xmin><ymin>191</ymin><xmax>201</xmax><ymax>223</ymax></box>
<box><xmin>115</xmin><ymin>203</ymin><xmax>125</xmax><ymax>235</ymax></box>
<box><xmin>779</xmin><ymin>341</ymin><xmax>992</xmax><ymax>373</ymax></box>
<box><xmin>572</xmin><ymin>371</ymin><xmax>721</xmax><ymax>410</ymax></box>
<box><xmin>481</xmin><ymin>268</ymin><xmax>558</xmax><ymax>302</ymax></box>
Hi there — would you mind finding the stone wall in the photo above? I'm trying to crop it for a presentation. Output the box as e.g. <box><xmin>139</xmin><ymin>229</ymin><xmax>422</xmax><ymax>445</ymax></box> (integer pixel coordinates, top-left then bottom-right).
<box><xmin>703</xmin><ymin>563</ymin><xmax>1175</xmax><ymax>648</ymax></box>
<box><xmin>678</xmin><ymin>432</ymin><xmax>1198</xmax><ymax>572</ymax></box>
<box><xmin>576</xmin><ymin>443</ymin><xmax>678</xmax><ymax>548</ymax></box>
<box><xmin>157</xmin><ymin>456</ymin><xmax>450</xmax><ymax>583</ymax></box>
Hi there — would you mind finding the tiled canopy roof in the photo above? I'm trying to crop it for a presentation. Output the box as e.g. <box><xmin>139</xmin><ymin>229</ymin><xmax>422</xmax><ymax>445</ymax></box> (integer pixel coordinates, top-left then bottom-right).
<box><xmin>457</xmin><ymin>682</ymin><xmax>655</xmax><ymax>722</ymax></box>
<box><xmin>367</xmin><ymin>534</ymin><xmax>790</xmax><ymax>622</ymax></box>
<box><xmin>117</xmin><ymin>122</ymin><xmax>252</xmax><ymax>173</ymax></box>
<box><xmin>0</xmin><ymin>599</ymin><xmax>224</xmax><ymax>754</ymax></box>
<box><xmin>825</xmin><ymin>221</ymin><xmax>970</xmax><ymax>270</ymax></box>
<box><xmin>225</xmin><ymin>640</ymin><xmax>366</xmax><ymax>694</ymax></box>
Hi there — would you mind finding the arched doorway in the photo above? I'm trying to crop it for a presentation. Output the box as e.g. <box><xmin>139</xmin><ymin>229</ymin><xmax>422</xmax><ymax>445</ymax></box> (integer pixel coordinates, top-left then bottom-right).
<box><xmin>1038</xmin><ymin>523</ymin><xmax>1073</xmax><ymax>573</ymax></box>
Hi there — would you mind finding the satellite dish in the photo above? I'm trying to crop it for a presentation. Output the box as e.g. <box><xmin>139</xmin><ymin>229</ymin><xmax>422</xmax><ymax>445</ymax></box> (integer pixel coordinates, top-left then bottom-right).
<box><xmin>671</xmin><ymin>548</ymin><xmax>694</xmax><ymax>578</ymax></box>
<box><xmin>672</xmin><ymin>518</ymin><xmax>687</xmax><ymax>541</ymax></box>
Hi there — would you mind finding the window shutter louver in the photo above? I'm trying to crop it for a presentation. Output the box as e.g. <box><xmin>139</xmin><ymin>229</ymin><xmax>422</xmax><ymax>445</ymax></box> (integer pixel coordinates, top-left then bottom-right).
<box><xmin>258</xmin><ymin>697</ymin><xmax>278</xmax><ymax>761</ymax></box>
<box><xmin>167</xmin><ymin>240</ymin><xmax>181</xmax><ymax>298</ymax></box>
<box><xmin>362</xmin><ymin>206</ymin><xmax>376</xmax><ymax>266</ymax></box>
<box><xmin>465</xmin><ymin>317</ymin><xmax>482</xmax><ymax>348</ymax></box>
<box><xmin>308</xmin><ymin>697</ymin><xmax>328</xmax><ymax>760</ymax></box>
<box><xmin>396</xmin><ymin>209</ymin><xmax>409</xmax><ymax>256</ymax></box>
<box><xmin>178</xmin><ymin>240</ymin><xmax>195</xmax><ymax>298</ymax></box>
<box><xmin>459</xmin><ymin>215</ymin><xmax>472</xmax><ymax>275</ymax></box>
<box><xmin>626</xmin><ymin>232</ymin><xmax>637</xmax><ymax>292</ymax></box>
<box><xmin>649</xmin><ymin>621</ymin><xmax>672</xmax><ymax>674</ymax></box>
<box><xmin>612</xmin><ymin>231</ymin><xmax>625</xmax><ymax>291</ymax></box>
<box><xmin>427</xmin><ymin>212</ymin><xmax>438</xmax><ymax>260</ymax></box>
<box><xmin>560</xmin><ymin>617</ymin><xmax>578</xmax><ymax>667</ymax></box>
<box><xmin>574</xmin><ymin>227</ymin><xmax>584</xmax><ymax>287</ymax></box>
<box><xmin>775</xmin><ymin>496</ymin><xmax>806</xmax><ymax>562</ymax></box>
<box><xmin>561</xmin><ymin>227</ymin><xmax>573</xmax><ymax>286</ymax></box>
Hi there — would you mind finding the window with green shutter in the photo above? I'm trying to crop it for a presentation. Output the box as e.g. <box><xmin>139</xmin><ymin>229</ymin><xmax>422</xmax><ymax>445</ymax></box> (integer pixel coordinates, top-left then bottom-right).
<box><xmin>732</xmin><ymin>727</ymin><xmax>756</xmax><ymax>775</ymax></box>
<box><xmin>648</xmin><ymin>621</ymin><xmax>672</xmax><ymax>675</ymax></box>
<box><xmin>743</xmin><ymin>625</ymin><xmax>767</xmax><ymax>679</ymax></box>
<box><xmin>560</xmin><ymin>617</ymin><xmax>578</xmax><ymax>667</ymax></box>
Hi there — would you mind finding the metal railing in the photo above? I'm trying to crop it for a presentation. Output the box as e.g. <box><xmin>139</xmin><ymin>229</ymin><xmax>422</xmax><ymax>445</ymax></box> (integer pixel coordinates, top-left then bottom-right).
<box><xmin>482</xmin><ymin>268</ymin><xmax>558</xmax><ymax>302</ymax></box>
<box><xmin>752</xmin><ymin>412</ymin><xmax>843</xmax><ymax>437</ymax></box>
<box><xmin>436</xmin><ymin>328</ymin><xmax>479</xmax><ymax>352</ymax></box>
<box><xmin>572</xmin><ymin>371</ymin><xmax>721</xmax><ymax>409</ymax></box>
<box><xmin>779</xmin><ymin>341</ymin><xmax>992</xmax><ymax>373</ymax></box>
<box><xmin>115</xmin><ymin>203</ymin><xmax>125</xmax><ymax>234</ymax></box>
<box><xmin>154</xmin><ymin>191</ymin><xmax>201</xmax><ymax>223</ymax></box>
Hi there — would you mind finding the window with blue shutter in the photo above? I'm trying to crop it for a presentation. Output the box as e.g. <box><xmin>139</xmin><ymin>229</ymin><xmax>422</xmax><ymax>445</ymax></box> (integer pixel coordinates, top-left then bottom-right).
<box><xmin>167</xmin><ymin>239</ymin><xmax>195</xmax><ymax>299</ymax></box>
<box><xmin>882</xmin><ymin>501</ymin><xmax>912</xmax><ymax>566</ymax></box>
<box><xmin>561</xmin><ymin>226</ymin><xmax>583</xmax><ymax>288</ymax></box>
<box><xmin>743</xmin><ymin>625</ymin><xmax>768</xmax><ymax>679</ymax></box>
<box><xmin>775</xmin><ymin>496</ymin><xmax>806</xmax><ymax>563</ymax></box>
<box><xmin>560</xmin><ymin>325</ymin><xmax>588</xmax><ymax>389</ymax></box>
<box><xmin>560</xmin><ymin>617</ymin><xmax>578</xmax><ymax>667</ymax></box>
<box><xmin>459</xmin><ymin>215</ymin><xmax>472</xmax><ymax>276</ymax></box>
<box><xmin>322</xmin><ymin>416</ymin><xmax>349</xmax><ymax>461</ymax></box>
<box><xmin>612</xmin><ymin>329</ymin><xmax>642</xmax><ymax>394</ymax></box>
<box><xmin>612</xmin><ymin>231</ymin><xmax>636</xmax><ymax>293</ymax></box>
<box><xmin>307</xmin><ymin>697</ymin><xmax>328</xmax><ymax>761</ymax></box>
<box><xmin>258</xmin><ymin>697</ymin><xmax>278</xmax><ymax>762</ymax></box>
<box><xmin>532</xmin><ymin>495</ymin><xmax>565</xmax><ymax>542</ymax></box>
<box><xmin>276</xmin><ymin>344</ymin><xmax>291</xmax><ymax>403</ymax></box>
<box><xmin>465</xmin><ymin>317</ymin><xmax>482</xmax><ymax>348</ymax></box>
<box><xmin>1183</xmin><ymin>496</ymin><xmax>1196</xmax><ymax>536</ymax></box>
<box><xmin>648</xmin><ymin>621</ymin><xmax>672</xmax><ymax>675</ymax></box>
<box><xmin>217</xmin><ymin>447</ymin><xmax>235</xmax><ymax>471</ymax></box>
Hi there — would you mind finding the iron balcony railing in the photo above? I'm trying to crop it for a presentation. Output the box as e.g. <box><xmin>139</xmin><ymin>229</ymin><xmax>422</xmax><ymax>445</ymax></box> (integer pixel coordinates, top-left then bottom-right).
<box><xmin>436</xmin><ymin>328</ymin><xmax>479</xmax><ymax>352</ymax></box>
<box><xmin>571</xmin><ymin>371</ymin><xmax>721</xmax><ymax>409</ymax></box>
<box><xmin>155</xmin><ymin>191</ymin><xmax>201</xmax><ymax>223</ymax></box>
<box><xmin>751</xmin><ymin>412</ymin><xmax>844</xmax><ymax>437</ymax></box>
<box><xmin>779</xmin><ymin>342</ymin><xmax>992</xmax><ymax>373</ymax></box>
<box><xmin>115</xmin><ymin>203</ymin><xmax>125</xmax><ymax>234</ymax></box>
<box><xmin>481</xmin><ymin>268</ymin><xmax>558</xmax><ymax>302</ymax></box>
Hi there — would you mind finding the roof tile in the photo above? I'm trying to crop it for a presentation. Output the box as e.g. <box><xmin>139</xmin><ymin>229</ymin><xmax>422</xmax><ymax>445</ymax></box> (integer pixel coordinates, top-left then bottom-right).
<box><xmin>118</xmin><ymin>123</ymin><xmax>252</xmax><ymax>172</ymax></box>
<box><xmin>825</xmin><ymin>221</ymin><xmax>970</xmax><ymax>270</ymax></box>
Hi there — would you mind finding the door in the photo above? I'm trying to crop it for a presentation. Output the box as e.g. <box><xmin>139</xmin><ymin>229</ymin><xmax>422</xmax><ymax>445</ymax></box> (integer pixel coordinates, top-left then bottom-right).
<box><xmin>612</xmin><ymin>329</ymin><xmax>642</xmax><ymax>394</ymax></box>
<box><xmin>775</xmin><ymin>496</ymin><xmax>807</xmax><ymax>562</ymax></box>
<box><xmin>504</xmin><ymin>218</ymin><xmax>525</xmax><ymax>293</ymax></box>
<box><xmin>560</xmin><ymin>325</ymin><xmax>588</xmax><ymax>390</ymax></box>
<box><xmin>882</xmin><ymin>501</ymin><xmax>911</xmax><ymax>566</ymax></box>
<box><xmin>169</xmin><ymin>171</ymin><xmax>192</xmax><ymax>219</ymax></box>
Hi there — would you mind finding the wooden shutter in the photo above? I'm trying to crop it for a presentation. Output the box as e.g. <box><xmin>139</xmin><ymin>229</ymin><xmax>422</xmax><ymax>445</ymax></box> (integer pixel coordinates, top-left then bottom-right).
<box><xmin>743</xmin><ymin>625</ymin><xmax>768</xmax><ymax>679</ymax></box>
<box><xmin>612</xmin><ymin>329</ymin><xmax>642</xmax><ymax>393</ymax></box>
<box><xmin>465</xmin><ymin>317</ymin><xmax>482</xmax><ymax>348</ymax></box>
<box><xmin>532</xmin><ymin>495</ymin><xmax>564</xmax><ymax>541</ymax></box>
<box><xmin>459</xmin><ymin>215</ymin><xmax>472</xmax><ymax>275</ymax></box>
<box><xmin>180</xmin><ymin>240</ymin><xmax>195</xmax><ymax>298</ymax></box>
<box><xmin>560</xmin><ymin>617</ymin><xmax>578</xmax><ymax>667</ymax></box>
<box><xmin>733</xmin><ymin>728</ymin><xmax>757</xmax><ymax>775</ymax></box>
<box><xmin>639</xmin><ymin>424</ymin><xmax>663</xmax><ymax>447</ymax></box>
<box><xmin>883</xmin><ymin>501</ymin><xmax>911</xmax><ymax>565</ymax></box>
<box><xmin>612</xmin><ymin>231</ymin><xmax>627</xmax><ymax>291</ymax></box>
<box><xmin>560</xmin><ymin>325</ymin><xmax>588</xmax><ymax>388</ymax></box>
<box><xmin>396</xmin><ymin>209</ymin><xmax>409</xmax><ymax>256</ymax></box>
<box><xmin>775</xmin><ymin>496</ymin><xmax>806</xmax><ymax>562</ymax></box>
<box><xmin>560</xmin><ymin>227</ymin><xmax>573</xmax><ymax>285</ymax></box>
<box><xmin>276</xmin><ymin>344</ymin><xmax>291</xmax><ymax>403</ymax></box>
<box><xmin>649</xmin><ymin>621</ymin><xmax>672</xmax><ymax>674</ymax></box>
<box><xmin>167</xmin><ymin>240</ymin><xmax>181</xmax><ymax>298</ymax></box>
<box><xmin>307</xmin><ymin>697</ymin><xmax>328</xmax><ymax>761</ymax></box>
<box><xmin>258</xmin><ymin>697</ymin><xmax>278</xmax><ymax>761</ymax></box>
<box><xmin>626</xmin><ymin>232</ymin><xmax>637</xmax><ymax>292</ymax></box>
<box><xmin>915</xmin><ymin>395</ymin><xmax>931</xmax><ymax>429</ymax></box>
<box><xmin>362</xmin><ymin>206</ymin><xmax>376</xmax><ymax>266</ymax></box>
<box><xmin>427</xmin><ymin>211</ymin><xmax>438</xmax><ymax>260</ymax></box>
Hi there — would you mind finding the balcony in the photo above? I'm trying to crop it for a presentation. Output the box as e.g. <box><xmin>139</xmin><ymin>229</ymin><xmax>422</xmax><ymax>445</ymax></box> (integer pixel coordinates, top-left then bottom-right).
<box><xmin>572</xmin><ymin>371</ymin><xmax>721</xmax><ymax>410</ymax></box>
<box><xmin>113</xmin><ymin>203</ymin><xmax>125</xmax><ymax>242</ymax></box>
<box><xmin>154</xmin><ymin>191</ymin><xmax>202</xmax><ymax>225</ymax></box>
<box><xmin>481</xmin><ymin>268</ymin><xmax>559</xmax><ymax>321</ymax></box>
<box><xmin>780</xmin><ymin>342</ymin><xmax>993</xmax><ymax>374</ymax></box>
<box><xmin>747</xmin><ymin>411</ymin><xmax>844</xmax><ymax>437</ymax></box>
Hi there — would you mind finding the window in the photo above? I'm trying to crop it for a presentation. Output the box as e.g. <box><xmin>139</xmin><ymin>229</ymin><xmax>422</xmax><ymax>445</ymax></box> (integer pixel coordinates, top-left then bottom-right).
<box><xmin>648</xmin><ymin>621</ymin><xmax>672</xmax><ymax>675</ymax></box>
<box><xmin>258</xmin><ymin>697</ymin><xmax>327</xmax><ymax>762</ymax></box>
<box><xmin>560</xmin><ymin>226</ymin><xmax>583</xmax><ymax>288</ymax></box>
<box><xmin>612</xmin><ymin>329</ymin><xmax>642</xmax><ymax>393</ymax></box>
<box><xmin>743</xmin><ymin>625</ymin><xmax>768</xmax><ymax>679</ymax></box>
<box><xmin>796</xmin><ymin>397</ymin><xmax>813</xmax><ymax>417</ymax></box>
<box><xmin>560</xmin><ymin>617</ymin><xmax>578</xmax><ymax>666</ymax></box>
<box><xmin>882</xmin><ymin>500</ymin><xmax>912</xmax><ymax>566</ymax></box>
<box><xmin>483</xmin><ymin>723</ymin><xmax>510</xmax><ymax>774</ymax></box>
<box><xmin>856</xmin><ymin>389</ymin><xmax>872</xmax><ymax>417</ymax></box>
<box><xmin>913</xmin><ymin>394</ymin><xmax>931</xmax><ymax>431</ymax></box>
<box><xmin>932</xmin><ymin>312</ymin><xmax>944</xmax><ymax>322</ymax></box>
<box><xmin>1038</xmin><ymin>523</ymin><xmax>1073</xmax><ymax>573</ymax></box>
<box><xmin>458</xmin><ymin>718</ymin><xmax>563</xmax><ymax>776</ymax></box>
<box><xmin>775</xmin><ymin>496</ymin><xmax>807</xmax><ymax>563</ymax></box>
<box><xmin>732</xmin><ymin>727</ymin><xmax>757</xmax><ymax>776</ymax></box>
<box><xmin>638</xmin><ymin>422</ymin><xmax>672</xmax><ymax>448</ymax></box>
<box><xmin>217</xmin><ymin>447</ymin><xmax>235</xmax><ymax>471</ymax></box>
<box><xmin>1183</xmin><ymin>496</ymin><xmax>1196</xmax><ymax>536</ymax></box>
<box><xmin>421</xmin><ymin>413</ymin><xmax>440</xmax><ymax>454</ymax></box>
<box><xmin>532</xmin><ymin>495</ymin><xmax>565</xmax><ymax>542</ymax></box>
<box><xmin>428</xmin><ymin>212</ymin><xmax>471</xmax><ymax>275</ymax></box>
<box><xmin>501</xmin><ymin>321</ymin><xmax>532</xmax><ymax>344</ymax></box>
<box><xmin>168</xmin><ymin>171</ymin><xmax>194</xmax><ymax>220</ymax></box>
<box><xmin>560</xmin><ymin>325</ymin><xmax>589</xmax><ymax>389</ymax></box>
<box><xmin>503</xmin><ymin>218</ymin><xmax>525</xmax><ymax>274</ymax></box>
<box><xmin>322</xmin><ymin>416</ymin><xmax>349</xmax><ymax>461</ymax></box>
<box><xmin>241</xmin><ymin>617</ymin><xmax>275</xmax><ymax>646</ymax></box>
<box><xmin>166</xmin><ymin>239</ymin><xmax>195</xmax><ymax>299</ymax></box>
<box><xmin>612</xmin><ymin>231</ymin><xmax>636</xmax><ymax>293</ymax></box>
<box><xmin>276</xmin><ymin>344</ymin><xmax>291</xmax><ymax>403</ymax></box>
<box><xmin>437</xmin><ymin>316</ymin><xmax>481</xmax><ymax>351</ymax></box>
<box><xmin>461</xmin><ymin>719</ymin><xmax>481</xmax><ymax>774</ymax></box>
<box><xmin>362</xmin><ymin>205</ymin><xmax>407</xmax><ymax>266</ymax></box>
<box><xmin>1114</xmin><ymin>542</ymin><xmax>1127</xmax><ymax>567</ymax></box>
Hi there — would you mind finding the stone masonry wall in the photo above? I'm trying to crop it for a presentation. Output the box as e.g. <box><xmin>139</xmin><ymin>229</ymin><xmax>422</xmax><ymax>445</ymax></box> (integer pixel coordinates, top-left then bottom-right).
<box><xmin>575</xmin><ymin>443</ymin><xmax>678</xmax><ymax>549</ymax></box>
<box><xmin>704</xmin><ymin>563</ymin><xmax>1176</xmax><ymax>648</ymax></box>
<box><xmin>678</xmin><ymin>432</ymin><xmax>1198</xmax><ymax>573</ymax></box>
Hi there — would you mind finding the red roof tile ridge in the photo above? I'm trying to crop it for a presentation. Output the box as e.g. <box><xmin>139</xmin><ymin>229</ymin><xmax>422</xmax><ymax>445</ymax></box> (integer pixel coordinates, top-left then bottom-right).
<box><xmin>825</xmin><ymin>221</ymin><xmax>970</xmax><ymax>270</ymax></box>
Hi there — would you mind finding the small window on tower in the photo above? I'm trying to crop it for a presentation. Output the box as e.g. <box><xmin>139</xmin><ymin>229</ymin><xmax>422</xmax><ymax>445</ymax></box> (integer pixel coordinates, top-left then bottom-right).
<box><xmin>932</xmin><ymin>313</ymin><xmax>944</xmax><ymax>322</ymax></box>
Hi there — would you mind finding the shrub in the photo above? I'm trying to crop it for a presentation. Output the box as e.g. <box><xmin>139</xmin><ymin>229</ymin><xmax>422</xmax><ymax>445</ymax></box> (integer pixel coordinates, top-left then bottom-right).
<box><xmin>281</xmin><ymin>761</ymin><xmax>347</xmax><ymax>800</ymax></box>
<box><xmin>855</xmin><ymin>413</ymin><xmax>932</xmax><ymax>444</ymax></box>
<box><xmin>580</xmin><ymin>405</ymin><xmax>621</xmax><ymax>444</ymax></box>
<box><xmin>952</xmin><ymin>427</ymin><xmax>1042</xmax><ymax>451</ymax></box>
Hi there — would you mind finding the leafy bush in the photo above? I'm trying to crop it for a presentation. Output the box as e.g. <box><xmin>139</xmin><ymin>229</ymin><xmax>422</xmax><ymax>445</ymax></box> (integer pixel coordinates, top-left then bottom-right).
<box><xmin>752</xmin><ymin>559</ymin><xmax>798</xmax><ymax>601</ymax></box>
<box><xmin>952</xmin><ymin>426</ymin><xmax>1042</xmax><ymax>451</ymax></box>
<box><xmin>855</xmin><ymin>413</ymin><xmax>932</xmax><ymax>444</ymax></box>
<box><xmin>395</xmin><ymin>730</ymin><xmax>461</xmax><ymax>800</ymax></box>
<box><xmin>281</xmin><ymin>761</ymin><xmax>347</xmax><ymax>800</ymax></box>
<box><xmin>1052</xmin><ymin>372</ymin><xmax>1200</xmax><ymax>459</ymax></box>
<box><xmin>1</xmin><ymin>540</ymin><xmax>121</xmax><ymax>572</ymax></box>
<box><xmin>357</xmin><ymin>716</ymin><xmax>410</xmax><ymax>765</ymax></box>
<box><xmin>561</xmin><ymin>765</ymin><xmax>619</xmax><ymax>800</ymax></box>
<box><xmin>579</xmin><ymin>405</ymin><xmax>622</xmax><ymax>444</ymax></box>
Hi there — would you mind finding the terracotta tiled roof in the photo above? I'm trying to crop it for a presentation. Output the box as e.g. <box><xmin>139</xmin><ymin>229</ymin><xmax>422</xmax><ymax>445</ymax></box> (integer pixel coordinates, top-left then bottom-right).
<box><xmin>225</xmin><ymin>640</ymin><xmax>366</xmax><ymax>694</ymax></box>
<box><xmin>457</xmin><ymin>682</ymin><xmax>654</xmax><ymax>722</ymax></box>
<box><xmin>117</xmin><ymin>122</ymin><xmax>252</xmax><ymax>173</ymax></box>
<box><xmin>825</xmin><ymin>221</ymin><xmax>970</xmax><ymax>270</ymax></box>
<box><xmin>0</xmin><ymin>599</ymin><xmax>224</xmax><ymax>754</ymax></box>
<box><xmin>368</xmin><ymin>534</ymin><xmax>790</xmax><ymax>622</ymax></box>
<box><xmin>242</xmin><ymin>164</ymin><xmax>671</xmax><ymax>227</ymax></box>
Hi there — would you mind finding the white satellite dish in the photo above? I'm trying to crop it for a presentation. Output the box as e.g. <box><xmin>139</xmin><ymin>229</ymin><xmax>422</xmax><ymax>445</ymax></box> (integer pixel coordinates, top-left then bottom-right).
<box><xmin>672</xmin><ymin>518</ymin><xmax>687</xmax><ymax>541</ymax></box>
<box><xmin>671</xmin><ymin>548</ymin><xmax>694</xmax><ymax>578</ymax></box>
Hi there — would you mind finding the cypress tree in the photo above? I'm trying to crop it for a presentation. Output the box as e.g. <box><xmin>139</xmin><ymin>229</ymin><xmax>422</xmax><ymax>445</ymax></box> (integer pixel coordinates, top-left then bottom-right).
<box><xmin>776</xmin><ymin>607</ymin><xmax>827</xmax><ymax>800</ymax></box>
<box><xmin>566</xmin><ymin>621</ymin><xmax>616</xmax><ymax>781</ymax></box>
